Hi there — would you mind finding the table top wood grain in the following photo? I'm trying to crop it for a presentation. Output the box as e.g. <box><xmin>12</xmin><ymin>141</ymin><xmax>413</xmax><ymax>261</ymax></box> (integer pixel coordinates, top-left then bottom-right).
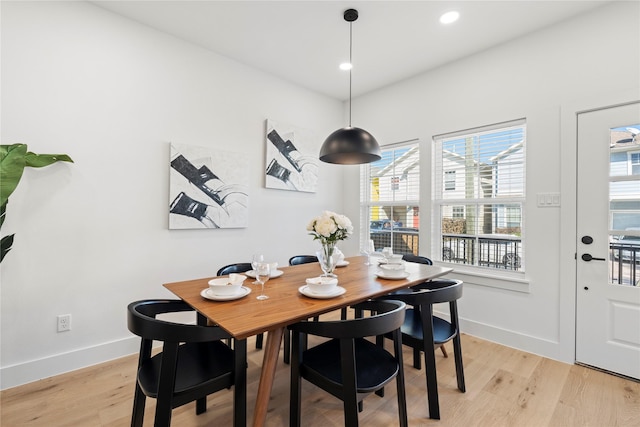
<box><xmin>164</xmin><ymin>255</ymin><xmax>453</xmax><ymax>340</ymax></box>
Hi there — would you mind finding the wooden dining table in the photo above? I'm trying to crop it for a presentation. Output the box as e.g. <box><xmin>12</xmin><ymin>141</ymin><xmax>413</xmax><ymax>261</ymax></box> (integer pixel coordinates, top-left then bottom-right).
<box><xmin>163</xmin><ymin>255</ymin><xmax>453</xmax><ymax>427</ymax></box>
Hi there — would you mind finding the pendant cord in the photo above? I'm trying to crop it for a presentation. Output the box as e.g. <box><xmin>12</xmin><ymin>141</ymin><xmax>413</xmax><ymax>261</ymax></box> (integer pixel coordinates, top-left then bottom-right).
<box><xmin>349</xmin><ymin>21</ymin><xmax>352</xmax><ymax>127</ymax></box>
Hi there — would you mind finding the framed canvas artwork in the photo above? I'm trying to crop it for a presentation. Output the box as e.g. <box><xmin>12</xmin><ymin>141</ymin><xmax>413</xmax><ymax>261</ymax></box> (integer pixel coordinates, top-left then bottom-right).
<box><xmin>169</xmin><ymin>143</ymin><xmax>249</xmax><ymax>229</ymax></box>
<box><xmin>265</xmin><ymin>119</ymin><xmax>318</xmax><ymax>192</ymax></box>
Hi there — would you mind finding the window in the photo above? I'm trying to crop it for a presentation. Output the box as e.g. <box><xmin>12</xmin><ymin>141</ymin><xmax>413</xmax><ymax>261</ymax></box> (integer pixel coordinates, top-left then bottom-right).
<box><xmin>630</xmin><ymin>152</ymin><xmax>640</xmax><ymax>175</ymax></box>
<box><xmin>360</xmin><ymin>140</ymin><xmax>420</xmax><ymax>255</ymax></box>
<box><xmin>434</xmin><ymin>119</ymin><xmax>526</xmax><ymax>271</ymax></box>
<box><xmin>445</xmin><ymin>171</ymin><xmax>456</xmax><ymax>191</ymax></box>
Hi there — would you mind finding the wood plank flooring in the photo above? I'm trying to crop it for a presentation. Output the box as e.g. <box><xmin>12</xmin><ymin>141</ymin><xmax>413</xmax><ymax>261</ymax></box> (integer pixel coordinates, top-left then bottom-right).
<box><xmin>1</xmin><ymin>333</ymin><xmax>638</xmax><ymax>427</ymax></box>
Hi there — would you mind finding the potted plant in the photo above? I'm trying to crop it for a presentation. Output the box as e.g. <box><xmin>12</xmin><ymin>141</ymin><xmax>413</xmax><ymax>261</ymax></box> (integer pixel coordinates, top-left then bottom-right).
<box><xmin>0</xmin><ymin>144</ymin><xmax>73</xmax><ymax>263</ymax></box>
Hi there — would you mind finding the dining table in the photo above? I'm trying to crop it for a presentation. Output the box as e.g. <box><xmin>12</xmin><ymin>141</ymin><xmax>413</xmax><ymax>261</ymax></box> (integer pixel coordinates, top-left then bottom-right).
<box><xmin>163</xmin><ymin>255</ymin><xmax>453</xmax><ymax>427</ymax></box>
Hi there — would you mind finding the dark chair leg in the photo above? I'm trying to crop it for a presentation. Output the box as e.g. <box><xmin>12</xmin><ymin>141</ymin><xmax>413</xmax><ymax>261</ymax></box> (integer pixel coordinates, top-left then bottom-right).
<box><xmin>196</xmin><ymin>397</ymin><xmax>206</xmax><ymax>414</ymax></box>
<box><xmin>256</xmin><ymin>333</ymin><xmax>263</xmax><ymax>349</ymax></box>
<box><xmin>289</xmin><ymin>331</ymin><xmax>302</xmax><ymax>427</ymax></box>
<box><xmin>422</xmin><ymin>308</ymin><xmax>440</xmax><ymax>419</ymax></box>
<box><xmin>413</xmin><ymin>347</ymin><xmax>422</xmax><ymax>369</ymax></box>
<box><xmin>131</xmin><ymin>384</ymin><xmax>146</xmax><ymax>427</ymax></box>
<box><xmin>233</xmin><ymin>339</ymin><xmax>247</xmax><ymax>427</ymax></box>
<box><xmin>283</xmin><ymin>331</ymin><xmax>291</xmax><ymax>364</ymax></box>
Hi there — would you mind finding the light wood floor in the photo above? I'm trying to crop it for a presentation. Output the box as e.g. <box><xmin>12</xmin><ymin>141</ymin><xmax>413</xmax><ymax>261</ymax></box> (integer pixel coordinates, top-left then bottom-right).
<box><xmin>1</xmin><ymin>333</ymin><xmax>639</xmax><ymax>427</ymax></box>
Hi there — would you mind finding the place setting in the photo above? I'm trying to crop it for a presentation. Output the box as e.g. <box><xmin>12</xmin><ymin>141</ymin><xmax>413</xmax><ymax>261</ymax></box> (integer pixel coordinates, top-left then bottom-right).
<box><xmin>299</xmin><ymin>276</ymin><xmax>346</xmax><ymax>299</ymax></box>
<box><xmin>375</xmin><ymin>248</ymin><xmax>410</xmax><ymax>280</ymax></box>
<box><xmin>245</xmin><ymin>254</ymin><xmax>284</xmax><ymax>278</ymax></box>
<box><xmin>201</xmin><ymin>273</ymin><xmax>251</xmax><ymax>301</ymax></box>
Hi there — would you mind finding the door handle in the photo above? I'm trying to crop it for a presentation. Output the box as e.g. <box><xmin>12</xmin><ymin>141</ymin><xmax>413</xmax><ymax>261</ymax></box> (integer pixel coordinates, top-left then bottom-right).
<box><xmin>581</xmin><ymin>253</ymin><xmax>606</xmax><ymax>262</ymax></box>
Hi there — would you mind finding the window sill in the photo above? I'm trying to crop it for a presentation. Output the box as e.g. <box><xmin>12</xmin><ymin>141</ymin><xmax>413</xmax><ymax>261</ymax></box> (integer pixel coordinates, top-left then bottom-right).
<box><xmin>434</xmin><ymin>262</ymin><xmax>530</xmax><ymax>293</ymax></box>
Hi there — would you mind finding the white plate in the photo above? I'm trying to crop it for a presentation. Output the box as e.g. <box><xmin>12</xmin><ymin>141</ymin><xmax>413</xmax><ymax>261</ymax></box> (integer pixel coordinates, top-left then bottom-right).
<box><xmin>245</xmin><ymin>269</ymin><xmax>284</xmax><ymax>278</ymax></box>
<box><xmin>375</xmin><ymin>271</ymin><xmax>410</xmax><ymax>280</ymax></box>
<box><xmin>201</xmin><ymin>286</ymin><xmax>251</xmax><ymax>301</ymax></box>
<box><xmin>299</xmin><ymin>285</ymin><xmax>346</xmax><ymax>299</ymax></box>
<box><xmin>336</xmin><ymin>260</ymin><xmax>350</xmax><ymax>267</ymax></box>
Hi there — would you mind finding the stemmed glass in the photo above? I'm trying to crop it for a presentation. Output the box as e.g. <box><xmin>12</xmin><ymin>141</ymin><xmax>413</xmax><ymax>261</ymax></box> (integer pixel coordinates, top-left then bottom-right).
<box><xmin>251</xmin><ymin>254</ymin><xmax>264</xmax><ymax>284</ymax></box>
<box><xmin>255</xmin><ymin>262</ymin><xmax>270</xmax><ymax>300</ymax></box>
<box><xmin>362</xmin><ymin>239</ymin><xmax>375</xmax><ymax>265</ymax></box>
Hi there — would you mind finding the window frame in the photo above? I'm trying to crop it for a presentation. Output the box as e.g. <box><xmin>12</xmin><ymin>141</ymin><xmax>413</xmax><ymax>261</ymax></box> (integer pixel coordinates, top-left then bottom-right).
<box><xmin>432</xmin><ymin>119</ymin><xmax>527</xmax><ymax>275</ymax></box>
<box><xmin>360</xmin><ymin>140</ymin><xmax>420</xmax><ymax>255</ymax></box>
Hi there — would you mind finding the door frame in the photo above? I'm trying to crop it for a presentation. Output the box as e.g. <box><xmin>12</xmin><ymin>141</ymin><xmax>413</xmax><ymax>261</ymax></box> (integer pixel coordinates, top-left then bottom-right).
<box><xmin>560</xmin><ymin>89</ymin><xmax>640</xmax><ymax>364</ymax></box>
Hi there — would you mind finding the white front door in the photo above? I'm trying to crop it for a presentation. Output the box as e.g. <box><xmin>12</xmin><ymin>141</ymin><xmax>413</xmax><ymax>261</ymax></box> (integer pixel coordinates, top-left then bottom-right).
<box><xmin>576</xmin><ymin>101</ymin><xmax>640</xmax><ymax>379</ymax></box>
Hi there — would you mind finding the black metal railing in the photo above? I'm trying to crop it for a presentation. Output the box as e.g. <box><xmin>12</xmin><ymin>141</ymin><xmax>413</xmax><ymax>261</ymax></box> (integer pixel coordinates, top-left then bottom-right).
<box><xmin>442</xmin><ymin>234</ymin><xmax>522</xmax><ymax>271</ymax></box>
<box><xmin>370</xmin><ymin>228</ymin><xmax>419</xmax><ymax>255</ymax></box>
<box><xmin>610</xmin><ymin>242</ymin><xmax>639</xmax><ymax>286</ymax></box>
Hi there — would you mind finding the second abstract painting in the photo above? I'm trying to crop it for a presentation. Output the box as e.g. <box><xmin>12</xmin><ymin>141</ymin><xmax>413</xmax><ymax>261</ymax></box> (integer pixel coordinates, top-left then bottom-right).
<box><xmin>265</xmin><ymin>119</ymin><xmax>318</xmax><ymax>192</ymax></box>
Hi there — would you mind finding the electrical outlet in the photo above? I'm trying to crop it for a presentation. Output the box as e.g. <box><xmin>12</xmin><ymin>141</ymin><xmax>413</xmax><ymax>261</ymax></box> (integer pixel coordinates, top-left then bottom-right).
<box><xmin>57</xmin><ymin>314</ymin><xmax>71</xmax><ymax>332</ymax></box>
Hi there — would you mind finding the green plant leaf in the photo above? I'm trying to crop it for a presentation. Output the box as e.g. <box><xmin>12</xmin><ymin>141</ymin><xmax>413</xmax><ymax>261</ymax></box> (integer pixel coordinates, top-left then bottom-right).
<box><xmin>0</xmin><ymin>201</ymin><xmax>6</xmax><ymax>231</ymax></box>
<box><xmin>1</xmin><ymin>233</ymin><xmax>14</xmax><ymax>263</ymax></box>
<box><xmin>25</xmin><ymin>152</ymin><xmax>74</xmax><ymax>167</ymax></box>
<box><xmin>0</xmin><ymin>144</ymin><xmax>28</xmax><ymax>208</ymax></box>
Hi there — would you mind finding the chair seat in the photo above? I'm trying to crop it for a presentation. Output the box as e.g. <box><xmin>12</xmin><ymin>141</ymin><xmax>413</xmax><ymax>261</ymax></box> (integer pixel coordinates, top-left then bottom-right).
<box><xmin>301</xmin><ymin>338</ymin><xmax>399</xmax><ymax>393</ymax></box>
<box><xmin>400</xmin><ymin>309</ymin><xmax>457</xmax><ymax>345</ymax></box>
<box><xmin>138</xmin><ymin>340</ymin><xmax>235</xmax><ymax>398</ymax></box>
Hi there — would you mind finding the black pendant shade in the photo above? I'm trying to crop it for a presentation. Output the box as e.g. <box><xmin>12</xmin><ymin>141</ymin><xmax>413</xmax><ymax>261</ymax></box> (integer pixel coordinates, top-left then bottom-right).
<box><xmin>319</xmin><ymin>126</ymin><xmax>381</xmax><ymax>164</ymax></box>
<box><xmin>319</xmin><ymin>8</ymin><xmax>381</xmax><ymax>165</ymax></box>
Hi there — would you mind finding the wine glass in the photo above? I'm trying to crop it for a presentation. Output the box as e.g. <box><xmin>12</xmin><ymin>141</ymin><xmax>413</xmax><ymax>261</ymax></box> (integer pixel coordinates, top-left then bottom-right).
<box><xmin>251</xmin><ymin>254</ymin><xmax>264</xmax><ymax>284</ymax></box>
<box><xmin>255</xmin><ymin>262</ymin><xmax>270</xmax><ymax>300</ymax></box>
<box><xmin>362</xmin><ymin>239</ymin><xmax>375</xmax><ymax>265</ymax></box>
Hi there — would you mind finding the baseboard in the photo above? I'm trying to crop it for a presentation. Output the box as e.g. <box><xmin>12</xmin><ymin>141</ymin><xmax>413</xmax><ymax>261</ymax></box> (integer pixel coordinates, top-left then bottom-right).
<box><xmin>457</xmin><ymin>315</ymin><xmax>572</xmax><ymax>364</ymax></box>
<box><xmin>1</xmin><ymin>336</ymin><xmax>140</xmax><ymax>390</ymax></box>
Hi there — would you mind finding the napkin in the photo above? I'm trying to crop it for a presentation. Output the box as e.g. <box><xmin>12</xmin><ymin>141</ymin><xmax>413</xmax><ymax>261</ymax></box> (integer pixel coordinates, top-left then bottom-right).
<box><xmin>228</xmin><ymin>273</ymin><xmax>246</xmax><ymax>284</ymax></box>
<box><xmin>306</xmin><ymin>276</ymin><xmax>338</xmax><ymax>286</ymax></box>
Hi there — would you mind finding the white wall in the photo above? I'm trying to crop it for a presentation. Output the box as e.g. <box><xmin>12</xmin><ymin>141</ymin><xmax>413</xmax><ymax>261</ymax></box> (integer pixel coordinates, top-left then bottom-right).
<box><xmin>343</xmin><ymin>1</ymin><xmax>640</xmax><ymax>363</ymax></box>
<box><xmin>2</xmin><ymin>0</ymin><xmax>639</xmax><ymax>390</ymax></box>
<box><xmin>0</xmin><ymin>1</ymin><xmax>346</xmax><ymax>389</ymax></box>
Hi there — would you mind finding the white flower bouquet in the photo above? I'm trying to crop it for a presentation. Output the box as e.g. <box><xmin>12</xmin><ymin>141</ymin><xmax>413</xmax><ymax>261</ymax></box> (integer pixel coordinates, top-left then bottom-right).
<box><xmin>307</xmin><ymin>210</ymin><xmax>353</xmax><ymax>245</ymax></box>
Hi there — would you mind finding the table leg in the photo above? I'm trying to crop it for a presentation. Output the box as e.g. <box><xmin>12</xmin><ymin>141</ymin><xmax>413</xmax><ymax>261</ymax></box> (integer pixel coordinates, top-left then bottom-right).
<box><xmin>252</xmin><ymin>327</ymin><xmax>284</xmax><ymax>427</ymax></box>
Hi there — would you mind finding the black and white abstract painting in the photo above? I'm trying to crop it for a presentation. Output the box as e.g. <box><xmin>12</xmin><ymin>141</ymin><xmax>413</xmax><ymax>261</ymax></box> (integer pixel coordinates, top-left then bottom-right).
<box><xmin>265</xmin><ymin>119</ymin><xmax>318</xmax><ymax>192</ymax></box>
<box><xmin>169</xmin><ymin>143</ymin><xmax>249</xmax><ymax>229</ymax></box>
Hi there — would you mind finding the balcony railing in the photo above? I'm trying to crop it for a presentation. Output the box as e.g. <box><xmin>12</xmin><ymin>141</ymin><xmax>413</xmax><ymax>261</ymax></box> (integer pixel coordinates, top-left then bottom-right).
<box><xmin>442</xmin><ymin>234</ymin><xmax>522</xmax><ymax>270</ymax></box>
<box><xmin>610</xmin><ymin>242</ymin><xmax>639</xmax><ymax>286</ymax></box>
<box><xmin>370</xmin><ymin>228</ymin><xmax>419</xmax><ymax>255</ymax></box>
<box><xmin>441</xmin><ymin>234</ymin><xmax>639</xmax><ymax>284</ymax></box>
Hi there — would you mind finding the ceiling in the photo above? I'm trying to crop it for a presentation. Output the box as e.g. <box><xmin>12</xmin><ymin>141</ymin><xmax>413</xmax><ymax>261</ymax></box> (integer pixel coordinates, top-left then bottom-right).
<box><xmin>91</xmin><ymin>1</ymin><xmax>610</xmax><ymax>101</ymax></box>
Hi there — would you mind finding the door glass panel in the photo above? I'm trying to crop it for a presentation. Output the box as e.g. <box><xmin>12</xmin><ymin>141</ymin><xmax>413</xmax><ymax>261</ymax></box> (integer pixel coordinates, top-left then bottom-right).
<box><xmin>609</xmin><ymin>124</ymin><xmax>640</xmax><ymax>286</ymax></box>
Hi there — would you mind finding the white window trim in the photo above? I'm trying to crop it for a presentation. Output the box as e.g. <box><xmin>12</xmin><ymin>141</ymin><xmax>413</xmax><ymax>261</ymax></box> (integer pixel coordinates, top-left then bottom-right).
<box><xmin>432</xmin><ymin>119</ymin><xmax>527</xmax><ymax>281</ymax></box>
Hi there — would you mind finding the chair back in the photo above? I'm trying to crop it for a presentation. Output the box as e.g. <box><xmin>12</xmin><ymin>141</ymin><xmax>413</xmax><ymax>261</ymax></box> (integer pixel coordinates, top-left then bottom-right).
<box><xmin>289</xmin><ymin>299</ymin><xmax>406</xmax><ymax>338</ymax></box>
<box><xmin>402</xmin><ymin>254</ymin><xmax>433</xmax><ymax>265</ymax></box>
<box><xmin>387</xmin><ymin>279</ymin><xmax>463</xmax><ymax>306</ymax></box>
<box><xmin>127</xmin><ymin>299</ymin><xmax>231</xmax><ymax>343</ymax></box>
<box><xmin>289</xmin><ymin>255</ymin><xmax>318</xmax><ymax>266</ymax></box>
<box><xmin>217</xmin><ymin>263</ymin><xmax>252</xmax><ymax>276</ymax></box>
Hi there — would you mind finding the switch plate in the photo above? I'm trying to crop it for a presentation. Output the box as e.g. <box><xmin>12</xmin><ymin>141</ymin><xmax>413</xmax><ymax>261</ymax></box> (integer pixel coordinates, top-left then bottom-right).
<box><xmin>537</xmin><ymin>192</ymin><xmax>560</xmax><ymax>207</ymax></box>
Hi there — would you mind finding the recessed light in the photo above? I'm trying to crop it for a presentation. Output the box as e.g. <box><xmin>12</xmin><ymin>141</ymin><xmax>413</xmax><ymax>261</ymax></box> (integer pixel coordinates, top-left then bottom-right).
<box><xmin>440</xmin><ymin>11</ymin><xmax>459</xmax><ymax>25</ymax></box>
<box><xmin>339</xmin><ymin>62</ymin><xmax>352</xmax><ymax>71</ymax></box>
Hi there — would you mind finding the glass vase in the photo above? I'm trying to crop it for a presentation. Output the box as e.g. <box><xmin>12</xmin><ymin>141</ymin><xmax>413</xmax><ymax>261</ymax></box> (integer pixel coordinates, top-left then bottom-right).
<box><xmin>316</xmin><ymin>241</ymin><xmax>337</xmax><ymax>277</ymax></box>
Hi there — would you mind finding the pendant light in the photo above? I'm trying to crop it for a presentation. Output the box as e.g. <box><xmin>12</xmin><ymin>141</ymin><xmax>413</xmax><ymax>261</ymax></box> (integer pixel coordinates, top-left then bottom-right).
<box><xmin>319</xmin><ymin>8</ymin><xmax>381</xmax><ymax>165</ymax></box>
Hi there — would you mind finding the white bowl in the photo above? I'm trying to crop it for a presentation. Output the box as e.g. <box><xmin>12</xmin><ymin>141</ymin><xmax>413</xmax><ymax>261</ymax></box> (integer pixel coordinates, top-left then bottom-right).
<box><xmin>305</xmin><ymin>276</ymin><xmax>339</xmax><ymax>294</ymax></box>
<box><xmin>208</xmin><ymin>274</ymin><xmax>246</xmax><ymax>296</ymax></box>
<box><xmin>379</xmin><ymin>262</ymin><xmax>406</xmax><ymax>277</ymax></box>
<box><xmin>386</xmin><ymin>254</ymin><xmax>403</xmax><ymax>263</ymax></box>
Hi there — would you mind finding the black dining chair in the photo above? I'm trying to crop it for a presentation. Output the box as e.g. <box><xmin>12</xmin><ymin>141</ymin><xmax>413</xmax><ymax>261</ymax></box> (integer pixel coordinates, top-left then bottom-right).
<box><xmin>380</xmin><ymin>279</ymin><xmax>465</xmax><ymax>420</ymax></box>
<box><xmin>285</xmin><ymin>254</ymin><xmax>349</xmax><ymax>363</ymax></box>
<box><xmin>217</xmin><ymin>263</ymin><xmax>265</xmax><ymax>350</ymax></box>
<box><xmin>288</xmin><ymin>255</ymin><xmax>318</xmax><ymax>265</ymax></box>
<box><xmin>400</xmin><ymin>253</ymin><xmax>449</xmax><ymax>357</ymax></box>
<box><xmin>401</xmin><ymin>253</ymin><xmax>433</xmax><ymax>265</ymax></box>
<box><xmin>127</xmin><ymin>299</ymin><xmax>247</xmax><ymax>427</ymax></box>
<box><xmin>288</xmin><ymin>299</ymin><xmax>408</xmax><ymax>427</ymax></box>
